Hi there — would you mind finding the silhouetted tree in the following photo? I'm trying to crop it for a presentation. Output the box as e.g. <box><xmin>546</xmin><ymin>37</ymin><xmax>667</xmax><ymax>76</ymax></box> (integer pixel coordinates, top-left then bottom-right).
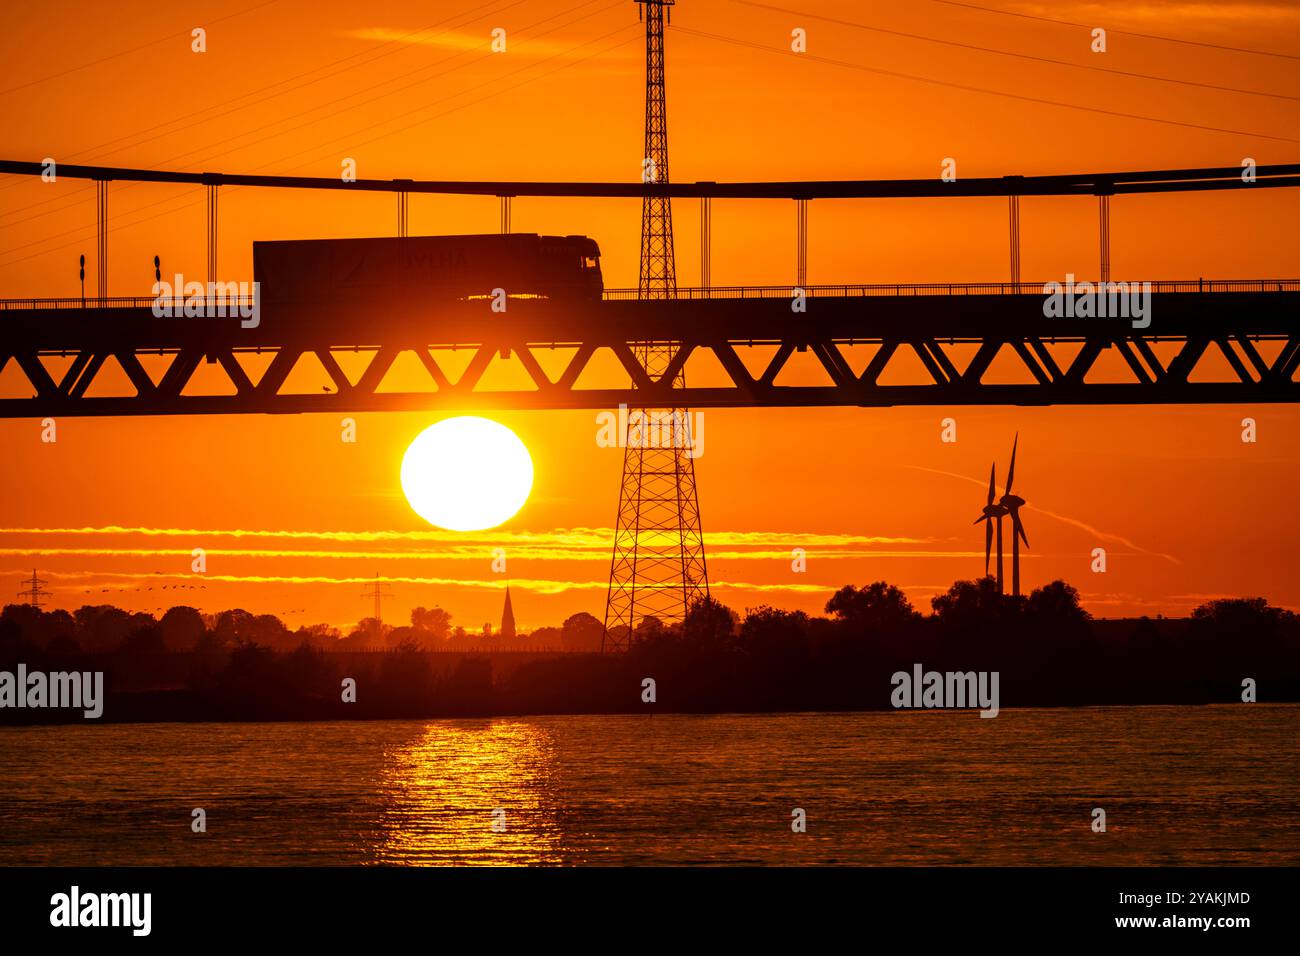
<box><xmin>0</xmin><ymin>615</ymin><xmax>30</xmax><ymax>662</ymax></box>
<box><xmin>561</xmin><ymin>611</ymin><xmax>604</xmax><ymax>650</ymax></box>
<box><xmin>440</xmin><ymin>656</ymin><xmax>493</xmax><ymax>714</ymax></box>
<box><xmin>930</xmin><ymin>577</ymin><xmax>1020</xmax><ymax>636</ymax></box>
<box><xmin>528</xmin><ymin>625</ymin><xmax>562</xmax><ymax>646</ymax></box>
<box><xmin>47</xmin><ymin>634</ymin><xmax>82</xmax><ymax>656</ymax></box>
<box><xmin>73</xmin><ymin>605</ymin><xmax>139</xmax><ymax>651</ymax></box>
<box><xmin>215</xmin><ymin>642</ymin><xmax>283</xmax><ymax>707</ymax></box>
<box><xmin>2</xmin><ymin>576</ymin><xmax>1295</xmax><ymax>723</ymax></box>
<box><xmin>284</xmin><ymin>642</ymin><xmax>340</xmax><ymax>702</ymax></box>
<box><xmin>740</xmin><ymin>606</ymin><xmax>813</xmax><ymax>703</ymax></box>
<box><xmin>294</xmin><ymin>622</ymin><xmax>341</xmax><ymax>648</ymax></box>
<box><xmin>2</xmin><ymin>605</ymin><xmax>45</xmax><ymax>646</ymax></box>
<box><xmin>247</xmin><ymin>613</ymin><xmax>292</xmax><ymax>649</ymax></box>
<box><xmin>341</xmin><ymin>617</ymin><xmax>388</xmax><ymax>649</ymax></box>
<box><xmin>1190</xmin><ymin>596</ymin><xmax>1291</xmax><ymax>670</ymax></box>
<box><xmin>159</xmin><ymin>606</ymin><xmax>204</xmax><ymax>651</ymax></box>
<box><xmin>826</xmin><ymin>581</ymin><xmax>920</xmax><ymax>635</ymax></box>
<box><xmin>410</xmin><ymin>606</ymin><xmax>452</xmax><ymax>641</ymax></box>
<box><xmin>375</xmin><ymin>639</ymin><xmax>436</xmax><ymax>714</ymax></box>
<box><xmin>635</xmin><ymin>615</ymin><xmax>665</xmax><ymax>641</ymax></box>
<box><xmin>1027</xmin><ymin>580</ymin><xmax>1090</xmax><ymax>624</ymax></box>
<box><xmin>1191</xmin><ymin>596</ymin><xmax>1282</xmax><ymax>629</ymax></box>
<box><xmin>683</xmin><ymin>596</ymin><xmax>737</xmax><ymax>646</ymax></box>
<box><xmin>120</xmin><ymin>624</ymin><xmax>166</xmax><ymax>656</ymax></box>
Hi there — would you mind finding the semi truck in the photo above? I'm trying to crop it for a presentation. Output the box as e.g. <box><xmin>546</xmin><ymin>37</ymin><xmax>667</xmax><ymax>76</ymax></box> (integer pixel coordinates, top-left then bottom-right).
<box><xmin>252</xmin><ymin>233</ymin><xmax>604</xmax><ymax>316</ymax></box>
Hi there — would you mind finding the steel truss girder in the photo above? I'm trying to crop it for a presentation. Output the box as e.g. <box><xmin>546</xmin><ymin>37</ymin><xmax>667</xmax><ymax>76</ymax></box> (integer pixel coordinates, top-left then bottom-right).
<box><xmin>1</xmin><ymin>293</ymin><xmax>1297</xmax><ymax>416</ymax></box>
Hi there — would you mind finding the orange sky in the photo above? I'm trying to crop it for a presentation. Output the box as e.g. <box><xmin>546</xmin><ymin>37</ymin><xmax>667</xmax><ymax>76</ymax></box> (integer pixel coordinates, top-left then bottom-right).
<box><xmin>2</xmin><ymin>0</ymin><xmax>1299</xmax><ymax>632</ymax></box>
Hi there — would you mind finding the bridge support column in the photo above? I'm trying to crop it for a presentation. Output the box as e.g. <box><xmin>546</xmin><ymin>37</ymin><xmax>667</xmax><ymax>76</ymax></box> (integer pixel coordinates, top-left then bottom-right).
<box><xmin>796</xmin><ymin>197</ymin><xmax>808</xmax><ymax>288</ymax></box>
<box><xmin>700</xmin><ymin>196</ymin><xmax>711</xmax><ymax>293</ymax></box>
<box><xmin>206</xmin><ymin>183</ymin><xmax>219</xmax><ymax>290</ymax></box>
<box><xmin>1008</xmin><ymin>194</ymin><xmax>1021</xmax><ymax>287</ymax></box>
<box><xmin>1098</xmin><ymin>192</ymin><xmax>1112</xmax><ymax>284</ymax></box>
<box><xmin>500</xmin><ymin>195</ymin><xmax>512</xmax><ymax>234</ymax></box>
<box><xmin>392</xmin><ymin>178</ymin><xmax>412</xmax><ymax>237</ymax></box>
<box><xmin>95</xmin><ymin>179</ymin><xmax>108</xmax><ymax>303</ymax></box>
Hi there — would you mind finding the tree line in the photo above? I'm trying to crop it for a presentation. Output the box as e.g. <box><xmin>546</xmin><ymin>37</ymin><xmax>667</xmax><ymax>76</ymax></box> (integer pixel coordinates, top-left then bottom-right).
<box><xmin>1</xmin><ymin>577</ymin><xmax>1297</xmax><ymax>721</ymax></box>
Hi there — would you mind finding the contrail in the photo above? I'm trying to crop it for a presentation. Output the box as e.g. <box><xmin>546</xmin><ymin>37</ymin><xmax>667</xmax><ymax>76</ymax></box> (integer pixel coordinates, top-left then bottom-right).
<box><xmin>905</xmin><ymin>465</ymin><xmax>1182</xmax><ymax>564</ymax></box>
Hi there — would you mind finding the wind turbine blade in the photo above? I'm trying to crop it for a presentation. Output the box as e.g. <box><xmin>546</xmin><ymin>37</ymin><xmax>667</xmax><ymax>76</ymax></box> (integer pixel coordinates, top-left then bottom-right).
<box><xmin>1005</xmin><ymin>433</ymin><xmax>1019</xmax><ymax>494</ymax></box>
<box><xmin>986</xmin><ymin>462</ymin><xmax>996</xmax><ymax>506</ymax></box>
<box><xmin>984</xmin><ymin>518</ymin><xmax>993</xmax><ymax>573</ymax></box>
<box><xmin>1013</xmin><ymin>512</ymin><xmax>1029</xmax><ymax>547</ymax></box>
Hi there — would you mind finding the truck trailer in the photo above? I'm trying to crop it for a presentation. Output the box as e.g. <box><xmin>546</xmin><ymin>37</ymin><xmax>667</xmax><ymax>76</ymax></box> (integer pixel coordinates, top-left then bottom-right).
<box><xmin>252</xmin><ymin>233</ymin><xmax>604</xmax><ymax>317</ymax></box>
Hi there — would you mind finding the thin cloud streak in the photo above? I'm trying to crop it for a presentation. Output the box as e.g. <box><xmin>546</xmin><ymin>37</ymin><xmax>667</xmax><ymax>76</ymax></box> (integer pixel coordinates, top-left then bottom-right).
<box><xmin>0</xmin><ymin>525</ymin><xmax>935</xmax><ymax>547</ymax></box>
<box><xmin>346</xmin><ymin>26</ymin><xmax>636</xmax><ymax>59</ymax></box>
<box><xmin>0</xmin><ymin>546</ymin><xmax>984</xmax><ymax>561</ymax></box>
<box><xmin>27</xmin><ymin>568</ymin><xmax>842</xmax><ymax>596</ymax></box>
<box><xmin>904</xmin><ymin>465</ymin><xmax>1182</xmax><ymax>564</ymax></box>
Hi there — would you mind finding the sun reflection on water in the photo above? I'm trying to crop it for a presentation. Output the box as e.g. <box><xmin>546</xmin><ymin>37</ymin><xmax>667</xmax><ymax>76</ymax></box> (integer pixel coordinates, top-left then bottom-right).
<box><xmin>371</xmin><ymin>720</ymin><xmax>562</xmax><ymax>865</ymax></box>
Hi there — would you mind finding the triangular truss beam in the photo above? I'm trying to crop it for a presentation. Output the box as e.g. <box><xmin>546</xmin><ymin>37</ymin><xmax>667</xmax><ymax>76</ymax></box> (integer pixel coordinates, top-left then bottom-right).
<box><xmin>2</xmin><ymin>294</ymin><xmax>1298</xmax><ymax>415</ymax></box>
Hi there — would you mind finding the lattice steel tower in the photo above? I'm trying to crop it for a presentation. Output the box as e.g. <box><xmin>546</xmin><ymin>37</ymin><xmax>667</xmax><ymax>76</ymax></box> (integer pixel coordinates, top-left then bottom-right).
<box><xmin>603</xmin><ymin>0</ymin><xmax>708</xmax><ymax>652</ymax></box>
<box><xmin>17</xmin><ymin>568</ymin><xmax>52</xmax><ymax>608</ymax></box>
<box><xmin>360</xmin><ymin>573</ymin><xmax>394</xmax><ymax>626</ymax></box>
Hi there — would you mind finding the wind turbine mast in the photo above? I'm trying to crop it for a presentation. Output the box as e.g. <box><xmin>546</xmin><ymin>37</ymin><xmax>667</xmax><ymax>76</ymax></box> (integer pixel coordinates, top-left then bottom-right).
<box><xmin>999</xmin><ymin>434</ymin><xmax>1030</xmax><ymax>598</ymax></box>
<box><xmin>975</xmin><ymin>463</ymin><xmax>1009</xmax><ymax>592</ymax></box>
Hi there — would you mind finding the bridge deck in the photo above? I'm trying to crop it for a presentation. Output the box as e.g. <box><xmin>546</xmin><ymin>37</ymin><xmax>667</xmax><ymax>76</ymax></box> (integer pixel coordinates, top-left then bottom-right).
<box><xmin>0</xmin><ymin>281</ymin><xmax>1297</xmax><ymax>415</ymax></box>
<box><xmin>3</xmin><ymin>279</ymin><xmax>1299</xmax><ymax>312</ymax></box>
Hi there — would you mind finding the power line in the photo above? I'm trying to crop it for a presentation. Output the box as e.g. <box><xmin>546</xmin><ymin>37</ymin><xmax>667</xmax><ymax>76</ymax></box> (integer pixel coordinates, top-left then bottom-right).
<box><xmin>931</xmin><ymin>0</ymin><xmax>1300</xmax><ymax>62</ymax></box>
<box><xmin>168</xmin><ymin>2</ymin><xmax>628</xmax><ymax>182</ymax></box>
<box><xmin>264</xmin><ymin>21</ymin><xmax>638</xmax><ymax>179</ymax></box>
<box><xmin>0</xmin><ymin>0</ymin><xmax>532</xmax><ymax>198</ymax></box>
<box><xmin>0</xmin><ymin>4</ymin><xmax>625</xmax><ymax>244</ymax></box>
<box><xmin>735</xmin><ymin>0</ymin><xmax>1300</xmax><ymax>102</ymax></box>
<box><xmin>0</xmin><ymin>20</ymin><xmax>638</xmax><ymax>265</ymax></box>
<box><xmin>0</xmin><ymin>24</ymin><xmax>642</xmax><ymax>270</ymax></box>
<box><xmin>0</xmin><ymin>0</ymin><xmax>620</xmax><ymax>227</ymax></box>
<box><xmin>674</xmin><ymin>26</ymin><xmax>1300</xmax><ymax>144</ymax></box>
<box><xmin>63</xmin><ymin>0</ymin><xmax>540</xmax><ymax>165</ymax></box>
<box><xmin>0</xmin><ymin>0</ymin><xmax>284</xmax><ymax>97</ymax></box>
<box><xmin>0</xmin><ymin>0</ymin><xmax>539</xmax><ymax>213</ymax></box>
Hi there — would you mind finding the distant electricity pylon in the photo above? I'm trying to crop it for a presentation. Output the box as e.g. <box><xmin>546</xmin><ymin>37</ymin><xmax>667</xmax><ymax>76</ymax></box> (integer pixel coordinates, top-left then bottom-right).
<box><xmin>17</xmin><ymin>568</ymin><xmax>53</xmax><ymax>608</ymax></box>
<box><xmin>360</xmin><ymin>573</ymin><xmax>394</xmax><ymax>626</ymax></box>
<box><xmin>604</xmin><ymin>0</ymin><xmax>709</xmax><ymax>652</ymax></box>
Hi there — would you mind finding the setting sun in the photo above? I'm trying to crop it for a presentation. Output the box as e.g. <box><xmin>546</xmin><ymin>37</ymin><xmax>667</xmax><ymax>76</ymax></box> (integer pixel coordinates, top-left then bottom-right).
<box><xmin>400</xmin><ymin>417</ymin><xmax>534</xmax><ymax>532</ymax></box>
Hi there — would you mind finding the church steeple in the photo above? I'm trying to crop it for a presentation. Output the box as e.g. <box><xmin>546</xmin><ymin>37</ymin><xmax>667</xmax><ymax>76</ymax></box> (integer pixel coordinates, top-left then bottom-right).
<box><xmin>500</xmin><ymin>584</ymin><xmax>516</xmax><ymax>640</ymax></box>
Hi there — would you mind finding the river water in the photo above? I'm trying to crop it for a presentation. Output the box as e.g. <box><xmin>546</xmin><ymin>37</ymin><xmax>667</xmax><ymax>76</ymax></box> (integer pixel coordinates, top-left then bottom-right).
<box><xmin>1</xmin><ymin>705</ymin><xmax>1296</xmax><ymax>865</ymax></box>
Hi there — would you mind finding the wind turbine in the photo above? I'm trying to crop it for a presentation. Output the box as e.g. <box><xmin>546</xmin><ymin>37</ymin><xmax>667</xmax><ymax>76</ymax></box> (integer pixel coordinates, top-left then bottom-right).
<box><xmin>974</xmin><ymin>462</ymin><xmax>1009</xmax><ymax>592</ymax></box>
<box><xmin>999</xmin><ymin>434</ymin><xmax>1030</xmax><ymax>598</ymax></box>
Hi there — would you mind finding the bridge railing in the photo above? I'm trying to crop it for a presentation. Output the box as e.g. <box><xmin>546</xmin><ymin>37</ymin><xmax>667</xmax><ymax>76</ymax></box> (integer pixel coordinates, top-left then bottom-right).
<box><xmin>1</xmin><ymin>280</ymin><xmax>1297</xmax><ymax>311</ymax></box>
<box><xmin>0</xmin><ymin>295</ymin><xmax>257</xmax><ymax>312</ymax></box>
<box><xmin>601</xmin><ymin>279</ymin><xmax>1300</xmax><ymax>299</ymax></box>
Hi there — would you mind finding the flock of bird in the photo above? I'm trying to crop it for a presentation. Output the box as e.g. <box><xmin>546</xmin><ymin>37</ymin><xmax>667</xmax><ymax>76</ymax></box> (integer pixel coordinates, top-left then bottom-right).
<box><xmin>74</xmin><ymin>580</ymin><xmax>306</xmax><ymax>617</ymax></box>
<box><xmin>83</xmin><ymin>584</ymin><xmax>207</xmax><ymax>594</ymax></box>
